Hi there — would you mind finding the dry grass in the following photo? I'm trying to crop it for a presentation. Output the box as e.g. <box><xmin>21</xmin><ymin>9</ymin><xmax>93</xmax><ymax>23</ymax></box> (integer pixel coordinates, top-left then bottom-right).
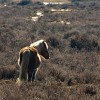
<box><xmin>0</xmin><ymin>0</ymin><xmax>100</xmax><ymax>100</ymax></box>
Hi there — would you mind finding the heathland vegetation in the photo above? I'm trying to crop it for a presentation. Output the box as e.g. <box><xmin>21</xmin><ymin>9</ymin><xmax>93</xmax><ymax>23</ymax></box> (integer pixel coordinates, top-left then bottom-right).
<box><xmin>0</xmin><ymin>0</ymin><xmax>100</xmax><ymax>99</ymax></box>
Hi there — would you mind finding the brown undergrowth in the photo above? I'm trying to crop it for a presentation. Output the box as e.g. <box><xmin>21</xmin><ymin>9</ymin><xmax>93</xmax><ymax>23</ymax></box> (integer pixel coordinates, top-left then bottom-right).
<box><xmin>0</xmin><ymin>0</ymin><xmax>100</xmax><ymax>100</ymax></box>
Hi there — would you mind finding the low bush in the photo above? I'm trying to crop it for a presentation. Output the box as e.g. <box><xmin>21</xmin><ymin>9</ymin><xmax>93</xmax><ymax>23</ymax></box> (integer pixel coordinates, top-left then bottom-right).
<box><xmin>70</xmin><ymin>34</ymin><xmax>99</xmax><ymax>51</ymax></box>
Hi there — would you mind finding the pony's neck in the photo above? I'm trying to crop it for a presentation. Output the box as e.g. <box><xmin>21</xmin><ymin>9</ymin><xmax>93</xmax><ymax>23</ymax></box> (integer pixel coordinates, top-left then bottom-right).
<box><xmin>34</xmin><ymin>45</ymin><xmax>41</xmax><ymax>54</ymax></box>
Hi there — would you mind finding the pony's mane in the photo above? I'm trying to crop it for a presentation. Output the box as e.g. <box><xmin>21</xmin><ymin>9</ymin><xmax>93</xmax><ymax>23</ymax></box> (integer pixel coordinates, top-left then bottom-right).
<box><xmin>44</xmin><ymin>41</ymin><xmax>48</xmax><ymax>49</ymax></box>
<box><xmin>30</xmin><ymin>40</ymin><xmax>43</xmax><ymax>47</ymax></box>
<box><xmin>30</xmin><ymin>39</ymin><xmax>48</xmax><ymax>49</ymax></box>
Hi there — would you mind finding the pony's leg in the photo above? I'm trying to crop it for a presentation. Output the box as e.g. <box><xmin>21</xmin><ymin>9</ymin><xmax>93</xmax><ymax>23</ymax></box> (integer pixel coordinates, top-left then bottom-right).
<box><xmin>31</xmin><ymin>68</ymin><xmax>38</xmax><ymax>82</ymax></box>
<box><xmin>32</xmin><ymin>63</ymin><xmax>41</xmax><ymax>82</ymax></box>
<box><xmin>19</xmin><ymin>50</ymin><xmax>30</xmax><ymax>81</ymax></box>
<box><xmin>19</xmin><ymin>63</ymin><xmax>27</xmax><ymax>80</ymax></box>
<box><xmin>35</xmin><ymin>68</ymin><xmax>39</xmax><ymax>79</ymax></box>
<box><xmin>28</xmin><ymin>67</ymin><xmax>34</xmax><ymax>82</ymax></box>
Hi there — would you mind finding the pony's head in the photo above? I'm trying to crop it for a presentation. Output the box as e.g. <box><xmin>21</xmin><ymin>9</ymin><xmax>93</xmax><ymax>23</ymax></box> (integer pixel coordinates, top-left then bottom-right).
<box><xmin>30</xmin><ymin>40</ymin><xmax>49</xmax><ymax>59</ymax></box>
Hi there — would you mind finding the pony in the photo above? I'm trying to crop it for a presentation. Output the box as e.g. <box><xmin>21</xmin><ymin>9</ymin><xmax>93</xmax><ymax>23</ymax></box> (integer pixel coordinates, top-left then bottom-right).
<box><xmin>17</xmin><ymin>40</ymin><xmax>49</xmax><ymax>85</ymax></box>
<box><xmin>17</xmin><ymin>46</ymin><xmax>43</xmax><ymax>85</ymax></box>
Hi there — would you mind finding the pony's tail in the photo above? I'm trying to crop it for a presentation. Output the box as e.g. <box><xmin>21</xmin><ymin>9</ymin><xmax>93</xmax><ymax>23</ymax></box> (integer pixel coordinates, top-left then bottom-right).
<box><xmin>19</xmin><ymin>50</ymin><xmax>30</xmax><ymax>81</ymax></box>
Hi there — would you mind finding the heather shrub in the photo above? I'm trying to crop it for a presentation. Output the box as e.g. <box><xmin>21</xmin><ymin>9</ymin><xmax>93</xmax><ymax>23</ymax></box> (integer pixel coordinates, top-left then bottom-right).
<box><xmin>47</xmin><ymin>37</ymin><xmax>60</xmax><ymax>48</ymax></box>
<box><xmin>0</xmin><ymin>1</ymin><xmax>100</xmax><ymax>100</ymax></box>
<box><xmin>70</xmin><ymin>34</ymin><xmax>99</xmax><ymax>51</ymax></box>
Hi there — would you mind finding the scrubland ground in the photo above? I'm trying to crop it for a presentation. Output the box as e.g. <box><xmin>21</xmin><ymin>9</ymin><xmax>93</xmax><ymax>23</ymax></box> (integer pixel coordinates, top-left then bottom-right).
<box><xmin>0</xmin><ymin>0</ymin><xmax>100</xmax><ymax>100</ymax></box>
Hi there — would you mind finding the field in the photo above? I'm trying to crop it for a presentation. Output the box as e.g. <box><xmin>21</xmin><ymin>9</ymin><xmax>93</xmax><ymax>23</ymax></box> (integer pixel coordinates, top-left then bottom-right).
<box><xmin>0</xmin><ymin>0</ymin><xmax>100</xmax><ymax>100</ymax></box>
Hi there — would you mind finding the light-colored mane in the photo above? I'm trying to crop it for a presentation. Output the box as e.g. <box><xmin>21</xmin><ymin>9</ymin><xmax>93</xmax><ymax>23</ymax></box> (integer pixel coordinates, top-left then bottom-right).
<box><xmin>30</xmin><ymin>39</ymin><xmax>48</xmax><ymax>49</ymax></box>
<box><xmin>30</xmin><ymin>39</ymin><xmax>49</xmax><ymax>59</ymax></box>
<box><xmin>30</xmin><ymin>40</ymin><xmax>44</xmax><ymax>47</ymax></box>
